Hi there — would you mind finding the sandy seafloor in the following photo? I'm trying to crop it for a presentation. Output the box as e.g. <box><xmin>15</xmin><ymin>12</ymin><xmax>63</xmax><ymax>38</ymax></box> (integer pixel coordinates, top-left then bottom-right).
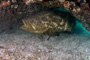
<box><xmin>0</xmin><ymin>19</ymin><xmax>90</xmax><ymax>60</ymax></box>
<box><xmin>0</xmin><ymin>28</ymin><xmax>90</xmax><ymax>60</ymax></box>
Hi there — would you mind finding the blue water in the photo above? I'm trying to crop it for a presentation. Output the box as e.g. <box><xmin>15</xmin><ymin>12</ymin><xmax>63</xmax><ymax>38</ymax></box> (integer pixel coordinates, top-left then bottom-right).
<box><xmin>73</xmin><ymin>19</ymin><xmax>89</xmax><ymax>34</ymax></box>
<box><xmin>53</xmin><ymin>8</ymin><xmax>90</xmax><ymax>34</ymax></box>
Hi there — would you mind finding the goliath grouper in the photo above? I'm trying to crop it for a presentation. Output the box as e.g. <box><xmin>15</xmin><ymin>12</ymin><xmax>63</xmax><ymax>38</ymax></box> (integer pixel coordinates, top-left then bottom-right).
<box><xmin>21</xmin><ymin>8</ymin><xmax>76</xmax><ymax>35</ymax></box>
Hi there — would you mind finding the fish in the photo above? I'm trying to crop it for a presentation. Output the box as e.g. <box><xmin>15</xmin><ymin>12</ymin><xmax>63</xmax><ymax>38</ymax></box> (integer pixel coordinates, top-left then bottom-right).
<box><xmin>21</xmin><ymin>9</ymin><xmax>75</xmax><ymax>35</ymax></box>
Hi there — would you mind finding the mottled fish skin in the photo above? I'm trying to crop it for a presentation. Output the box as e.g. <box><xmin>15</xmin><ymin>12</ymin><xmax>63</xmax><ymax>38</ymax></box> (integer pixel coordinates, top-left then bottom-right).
<box><xmin>21</xmin><ymin>10</ymin><xmax>75</xmax><ymax>35</ymax></box>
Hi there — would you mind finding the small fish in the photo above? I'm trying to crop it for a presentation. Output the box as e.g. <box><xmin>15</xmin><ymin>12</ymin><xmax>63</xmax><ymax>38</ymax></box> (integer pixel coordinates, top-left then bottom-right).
<box><xmin>3</xmin><ymin>2</ymin><xmax>8</xmax><ymax>6</ymax></box>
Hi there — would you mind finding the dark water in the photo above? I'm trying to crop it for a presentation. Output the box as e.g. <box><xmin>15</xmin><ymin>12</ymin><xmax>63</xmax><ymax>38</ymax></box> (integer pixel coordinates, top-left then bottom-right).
<box><xmin>53</xmin><ymin>8</ymin><xmax>90</xmax><ymax>34</ymax></box>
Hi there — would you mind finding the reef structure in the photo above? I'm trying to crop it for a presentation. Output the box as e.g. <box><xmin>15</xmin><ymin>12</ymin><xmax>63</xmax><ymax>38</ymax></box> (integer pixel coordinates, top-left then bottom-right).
<box><xmin>0</xmin><ymin>0</ymin><xmax>90</xmax><ymax>32</ymax></box>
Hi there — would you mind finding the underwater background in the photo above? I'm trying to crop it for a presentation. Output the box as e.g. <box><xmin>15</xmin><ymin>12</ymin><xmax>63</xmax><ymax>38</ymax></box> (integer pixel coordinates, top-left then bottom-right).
<box><xmin>0</xmin><ymin>8</ymin><xmax>90</xmax><ymax>60</ymax></box>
